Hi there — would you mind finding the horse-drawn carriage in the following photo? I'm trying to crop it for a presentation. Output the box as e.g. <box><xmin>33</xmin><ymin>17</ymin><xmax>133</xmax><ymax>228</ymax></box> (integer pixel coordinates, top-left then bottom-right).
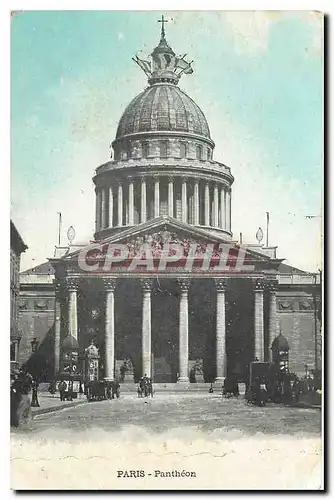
<box><xmin>137</xmin><ymin>377</ymin><xmax>153</xmax><ymax>398</ymax></box>
<box><xmin>86</xmin><ymin>380</ymin><xmax>120</xmax><ymax>402</ymax></box>
<box><xmin>245</xmin><ymin>361</ymin><xmax>302</xmax><ymax>407</ymax></box>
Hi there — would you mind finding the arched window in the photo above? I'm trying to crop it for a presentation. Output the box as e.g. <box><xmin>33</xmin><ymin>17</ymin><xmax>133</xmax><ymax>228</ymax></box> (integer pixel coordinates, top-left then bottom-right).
<box><xmin>142</xmin><ymin>142</ymin><xmax>149</xmax><ymax>159</ymax></box>
<box><xmin>159</xmin><ymin>140</ymin><xmax>168</xmax><ymax>158</ymax></box>
<box><xmin>207</xmin><ymin>148</ymin><xmax>211</xmax><ymax>160</ymax></box>
<box><xmin>180</xmin><ymin>142</ymin><xmax>187</xmax><ymax>158</ymax></box>
<box><xmin>196</xmin><ymin>145</ymin><xmax>203</xmax><ymax>160</ymax></box>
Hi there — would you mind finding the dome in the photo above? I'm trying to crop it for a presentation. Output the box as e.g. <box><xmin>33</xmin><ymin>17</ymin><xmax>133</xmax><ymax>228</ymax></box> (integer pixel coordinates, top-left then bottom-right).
<box><xmin>271</xmin><ymin>333</ymin><xmax>290</xmax><ymax>351</ymax></box>
<box><xmin>62</xmin><ymin>335</ymin><xmax>79</xmax><ymax>352</ymax></box>
<box><xmin>116</xmin><ymin>84</ymin><xmax>211</xmax><ymax>140</ymax></box>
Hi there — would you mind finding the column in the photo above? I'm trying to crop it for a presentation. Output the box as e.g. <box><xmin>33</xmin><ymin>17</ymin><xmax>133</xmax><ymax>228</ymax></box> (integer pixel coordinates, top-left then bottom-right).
<box><xmin>214</xmin><ymin>278</ymin><xmax>227</xmax><ymax>382</ymax></box>
<box><xmin>141</xmin><ymin>279</ymin><xmax>153</xmax><ymax>377</ymax></box>
<box><xmin>118</xmin><ymin>182</ymin><xmax>123</xmax><ymax>227</ymax></box>
<box><xmin>108</xmin><ymin>186</ymin><xmax>113</xmax><ymax>228</ymax></box>
<box><xmin>204</xmin><ymin>182</ymin><xmax>210</xmax><ymax>226</ymax></box>
<box><xmin>168</xmin><ymin>176</ymin><xmax>174</xmax><ymax>217</ymax></box>
<box><xmin>66</xmin><ymin>278</ymin><xmax>79</xmax><ymax>341</ymax></box>
<box><xmin>213</xmin><ymin>184</ymin><xmax>219</xmax><ymax>227</ymax></box>
<box><xmin>194</xmin><ymin>180</ymin><xmax>199</xmax><ymax>225</ymax></box>
<box><xmin>253</xmin><ymin>279</ymin><xmax>264</xmax><ymax>361</ymax></box>
<box><xmin>129</xmin><ymin>179</ymin><xmax>134</xmax><ymax>226</ymax></box>
<box><xmin>103</xmin><ymin>278</ymin><xmax>117</xmax><ymax>380</ymax></box>
<box><xmin>220</xmin><ymin>187</ymin><xmax>225</xmax><ymax>229</ymax></box>
<box><xmin>182</xmin><ymin>178</ymin><xmax>187</xmax><ymax>223</ymax></box>
<box><xmin>226</xmin><ymin>190</ymin><xmax>231</xmax><ymax>231</ymax></box>
<box><xmin>54</xmin><ymin>281</ymin><xmax>62</xmax><ymax>375</ymax></box>
<box><xmin>141</xmin><ymin>177</ymin><xmax>147</xmax><ymax>223</ymax></box>
<box><xmin>95</xmin><ymin>188</ymin><xmax>101</xmax><ymax>232</ymax></box>
<box><xmin>100</xmin><ymin>188</ymin><xmax>106</xmax><ymax>229</ymax></box>
<box><xmin>224</xmin><ymin>190</ymin><xmax>227</xmax><ymax>229</ymax></box>
<box><xmin>177</xmin><ymin>278</ymin><xmax>191</xmax><ymax>383</ymax></box>
<box><xmin>154</xmin><ymin>177</ymin><xmax>160</xmax><ymax>218</ymax></box>
<box><xmin>268</xmin><ymin>282</ymin><xmax>278</xmax><ymax>360</ymax></box>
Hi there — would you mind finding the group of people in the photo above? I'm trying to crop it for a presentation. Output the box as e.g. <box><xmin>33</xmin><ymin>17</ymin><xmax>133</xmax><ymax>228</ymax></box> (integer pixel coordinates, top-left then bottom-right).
<box><xmin>138</xmin><ymin>374</ymin><xmax>153</xmax><ymax>397</ymax></box>
<box><xmin>10</xmin><ymin>367</ymin><xmax>34</xmax><ymax>427</ymax></box>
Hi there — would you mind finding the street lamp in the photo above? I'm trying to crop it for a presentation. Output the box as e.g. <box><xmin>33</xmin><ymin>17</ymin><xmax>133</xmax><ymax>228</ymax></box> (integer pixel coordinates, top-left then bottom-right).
<box><xmin>30</xmin><ymin>337</ymin><xmax>40</xmax><ymax>407</ymax></box>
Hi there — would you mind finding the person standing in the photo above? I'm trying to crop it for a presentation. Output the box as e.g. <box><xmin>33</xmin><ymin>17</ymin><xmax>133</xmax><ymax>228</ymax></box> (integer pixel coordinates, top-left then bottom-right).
<box><xmin>58</xmin><ymin>380</ymin><xmax>67</xmax><ymax>401</ymax></box>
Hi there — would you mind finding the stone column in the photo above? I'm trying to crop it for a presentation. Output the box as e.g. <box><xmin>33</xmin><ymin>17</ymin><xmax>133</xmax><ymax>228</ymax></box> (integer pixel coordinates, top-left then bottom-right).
<box><xmin>181</xmin><ymin>178</ymin><xmax>187</xmax><ymax>223</ymax></box>
<box><xmin>95</xmin><ymin>188</ymin><xmax>101</xmax><ymax>232</ymax></box>
<box><xmin>168</xmin><ymin>176</ymin><xmax>174</xmax><ymax>217</ymax></box>
<box><xmin>101</xmin><ymin>187</ymin><xmax>106</xmax><ymax>229</ymax></box>
<box><xmin>214</xmin><ymin>278</ymin><xmax>227</xmax><ymax>383</ymax></box>
<box><xmin>129</xmin><ymin>179</ymin><xmax>134</xmax><ymax>226</ymax></box>
<box><xmin>220</xmin><ymin>187</ymin><xmax>225</xmax><ymax>229</ymax></box>
<box><xmin>118</xmin><ymin>182</ymin><xmax>123</xmax><ymax>227</ymax></box>
<box><xmin>213</xmin><ymin>184</ymin><xmax>219</xmax><ymax>227</ymax></box>
<box><xmin>66</xmin><ymin>278</ymin><xmax>79</xmax><ymax>341</ymax></box>
<box><xmin>141</xmin><ymin>177</ymin><xmax>147</xmax><ymax>223</ymax></box>
<box><xmin>226</xmin><ymin>190</ymin><xmax>231</xmax><ymax>231</ymax></box>
<box><xmin>154</xmin><ymin>177</ymin><xmax>160</xmax><ymax>218</ymax></box>
<box><xmin>204</xmin><ymin>182</ymin><xmax>210</xmax><ymax>226</ymax></box>
<box><xmin>253</xmin><ymin>279</ymin><xmax>265</xmax><ymax>361</ymax></box>
<box><xmin>177</xmin><ymin>278</ymin><xmax>191</xmax><ymax>383</ymax></box>
<box><xmin>268</xmin><ymin>281</ymin><xmax>278</xmax><ymax>360</ymax></box>
<box><xmin>103</xmin><ymin>278</ymin><xmax>117</xmax><ymax>381</ymax></box>
<box><xmin>141</xmin><ymin>279</ymin><xmax>153</xmax><ymax>377</ymax></box>
<box><xmin>108</xmin><ymin>186</ymin><xmax>113</xmax><ymax>228</ymax></box>
<box><xmin>54</xmin><ymin>280</ymin><xmax>62</xmax><ymax>375</ymax></box>
<box><xmin>194</xmin><ymin>180</ymin><xmax>199</xmax><ymax>225</ymax></box>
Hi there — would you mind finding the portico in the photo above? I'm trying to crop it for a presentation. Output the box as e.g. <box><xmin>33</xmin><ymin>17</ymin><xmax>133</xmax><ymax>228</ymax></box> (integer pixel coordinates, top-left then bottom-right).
<box><xmin>51</xmin><ymin>218</ymin><xmax>281</xmax><ymax>384</ymax></box>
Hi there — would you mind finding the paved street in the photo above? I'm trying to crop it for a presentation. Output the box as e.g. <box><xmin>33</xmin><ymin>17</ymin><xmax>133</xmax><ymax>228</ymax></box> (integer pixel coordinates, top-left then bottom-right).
<box><xmin>23</xmin><ymin>392</ymin><xmax>321</xmax><ymax>435</ymax></box>
<box><xmin>11</xmin><ymin>392</ymin><xmax>322</xmax><ymax>490</ymax></box>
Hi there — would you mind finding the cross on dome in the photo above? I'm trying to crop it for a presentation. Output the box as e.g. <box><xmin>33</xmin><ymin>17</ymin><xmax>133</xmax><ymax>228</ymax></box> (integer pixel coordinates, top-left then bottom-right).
<box><xmin>158</xmin><ymin>14</ymin><xmax>168</xmax><ymax>40</ymax></box>
<box><xmin>132</xmin><ymin>15</ymin><xmax>194</xmax><ymax>86</ymax></box>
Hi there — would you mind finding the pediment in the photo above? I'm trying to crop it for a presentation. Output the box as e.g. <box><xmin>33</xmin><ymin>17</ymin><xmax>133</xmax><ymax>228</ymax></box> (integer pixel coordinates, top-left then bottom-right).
<box><xmin>54</xmin><ymin>217</ymin><xmax>283</xmax><ymax>275</ymax></box>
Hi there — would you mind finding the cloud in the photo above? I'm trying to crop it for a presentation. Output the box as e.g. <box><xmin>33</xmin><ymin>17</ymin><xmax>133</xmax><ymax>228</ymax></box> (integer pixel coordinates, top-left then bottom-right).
<box><xmin>117</xmin><ymin>32</ymin><xmax>125</xmax><ymax>41</ymax></box>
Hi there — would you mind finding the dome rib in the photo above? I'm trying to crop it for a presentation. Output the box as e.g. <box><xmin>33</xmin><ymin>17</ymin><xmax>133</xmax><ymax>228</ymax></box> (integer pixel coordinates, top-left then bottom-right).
<box><xmin>115</xmin><ymin>84</ymin><xmax>211</xmax><ymax>140</ymax></box>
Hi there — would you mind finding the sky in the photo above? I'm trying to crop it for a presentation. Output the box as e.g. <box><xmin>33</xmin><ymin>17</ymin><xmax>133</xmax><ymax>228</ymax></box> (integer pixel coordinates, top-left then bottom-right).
<box><xmin>10</xmin><ymin>10</ymin><xmax>323</xmax><ymax>272</ymax></box>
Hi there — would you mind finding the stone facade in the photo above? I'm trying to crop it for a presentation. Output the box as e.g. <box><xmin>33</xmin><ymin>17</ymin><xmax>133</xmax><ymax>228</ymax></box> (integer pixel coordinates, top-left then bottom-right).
<box><xmin>10</xmin><ymin>221</ymin><xmax>27</xmax><ymax>371</ymax></box>
<box><xmin>18</xmin><ymin>262</ymin><xmax>55</xmax><ymax>380</ymax></box>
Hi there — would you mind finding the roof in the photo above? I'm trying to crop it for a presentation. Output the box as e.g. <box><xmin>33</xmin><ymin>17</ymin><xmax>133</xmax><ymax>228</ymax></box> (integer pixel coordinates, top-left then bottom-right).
<box><xmin>116</xmin><ymin>84</ymin><xmax>210</xmax><ymax>140</ymax></box>
<box><xmin>278</xmin><ymin>262</ymin><xmax>310</xmax><ymax>275</ymax></box>
<box><xmin>10</xmin><ymin>221</ymin><xmax>27</xmax><ymax>255</ymax></box>
<box><xmin>21</xmin><ymin>261</ymin><xmax>54</xmax><ymax>275</ymax></box>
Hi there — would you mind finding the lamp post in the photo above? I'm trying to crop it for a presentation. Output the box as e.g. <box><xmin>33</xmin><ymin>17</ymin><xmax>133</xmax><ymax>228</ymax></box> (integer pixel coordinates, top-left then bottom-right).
<box><xmin>30</xmin><ymin>338</ymin><xmax>40</xmax><ymax>407</ymax></box>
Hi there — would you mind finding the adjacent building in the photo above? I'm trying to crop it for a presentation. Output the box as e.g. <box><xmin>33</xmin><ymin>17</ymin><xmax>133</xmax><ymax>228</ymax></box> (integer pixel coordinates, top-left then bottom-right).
<box><xmin>10</xmin><ymin>221</ymin><xmax>27</xmax><ymax>371</ymax></box>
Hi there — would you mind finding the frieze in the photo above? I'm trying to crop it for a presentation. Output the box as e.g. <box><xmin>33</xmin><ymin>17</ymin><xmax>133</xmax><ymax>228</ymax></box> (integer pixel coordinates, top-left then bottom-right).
<box><xmin>19</xmin><ymin>299</ymin><xmax>28</xmax><ymax>311</ymax></box>
<box><xmin>34</xmin><ymin>299</ymin><xmax>49</xmax><ymax>310</ymax></box>
<box><xmin>299</xmin><ymin>299</ymin><xmax>314</xmax><ymax>311</ymax></box>
<box><xmin>278</xmin><ymin>299</ymin><xmax>294</xmax><ymax>311</ymax></box>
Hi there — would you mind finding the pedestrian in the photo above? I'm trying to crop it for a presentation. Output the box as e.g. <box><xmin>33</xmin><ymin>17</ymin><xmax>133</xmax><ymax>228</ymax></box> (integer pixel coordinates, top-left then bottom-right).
<box><xmin>59</xmin><ymin>380</ymin><xmax>67</xmax><ymax>401</ymax></box>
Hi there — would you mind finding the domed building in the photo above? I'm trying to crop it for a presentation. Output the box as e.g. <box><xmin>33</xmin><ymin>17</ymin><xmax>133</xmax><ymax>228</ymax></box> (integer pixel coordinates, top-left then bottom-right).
<box><xmin>39</xmin><ymin>20</ymin><xmax>321</xmax><ymax>386</ymax></box>
<box><xmin>93</xmin><ymin>27</ymin><xmax>233</xmax><ymax>242</ymax></box>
